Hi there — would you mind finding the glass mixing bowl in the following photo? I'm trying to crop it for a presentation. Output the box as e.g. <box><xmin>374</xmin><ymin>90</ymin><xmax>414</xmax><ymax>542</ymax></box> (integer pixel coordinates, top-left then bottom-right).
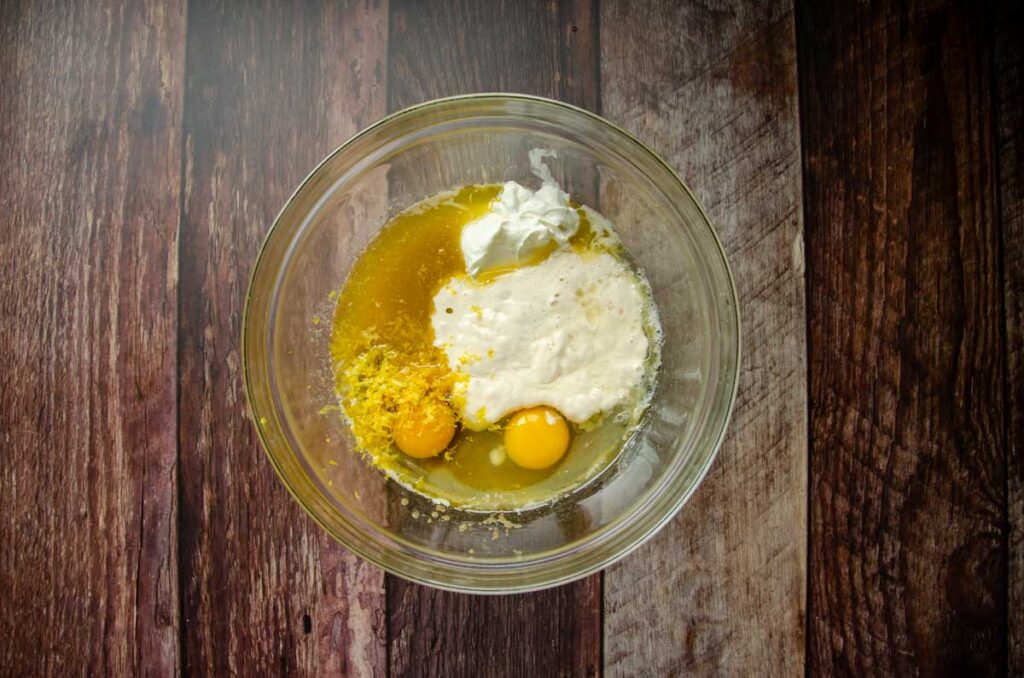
<box><xmin>243</xmin><ymin>94</ymin><xmax>739</xmax><ymax>593</ymax></box>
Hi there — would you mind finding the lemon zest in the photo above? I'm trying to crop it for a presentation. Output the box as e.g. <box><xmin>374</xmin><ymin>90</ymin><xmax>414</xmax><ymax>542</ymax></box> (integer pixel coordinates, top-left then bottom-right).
<box><xmin>336</xmin><ymin>325</ymin><xmax>456</xmax><ymax>461</ymax></box>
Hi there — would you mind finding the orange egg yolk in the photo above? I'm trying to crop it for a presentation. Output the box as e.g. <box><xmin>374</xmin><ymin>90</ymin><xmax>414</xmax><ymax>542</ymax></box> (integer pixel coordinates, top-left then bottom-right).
<box><xmin>393</xmin><ymin>403</ymin><xmax>457</xmax><ymax>459</ymax></box>
<box><xmin>504</xmin><ymin>406</ymin><xmax>571</xmax><ymax>470</ymax></box>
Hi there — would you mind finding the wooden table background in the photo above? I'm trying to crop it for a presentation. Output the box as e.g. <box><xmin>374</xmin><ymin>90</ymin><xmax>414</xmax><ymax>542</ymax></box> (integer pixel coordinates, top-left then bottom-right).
<box><xmin>1</xmin><ymin>0</ymin><xmax>1020</xmax><ymax>675</ymax></box>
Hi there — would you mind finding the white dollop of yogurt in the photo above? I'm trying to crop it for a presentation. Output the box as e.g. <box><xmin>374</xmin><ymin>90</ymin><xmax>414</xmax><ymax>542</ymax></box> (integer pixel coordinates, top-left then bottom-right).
<box><xmin>460</xmin><ymin>151</ymin><xmax>580</xmax><ymax>277</ymax></box>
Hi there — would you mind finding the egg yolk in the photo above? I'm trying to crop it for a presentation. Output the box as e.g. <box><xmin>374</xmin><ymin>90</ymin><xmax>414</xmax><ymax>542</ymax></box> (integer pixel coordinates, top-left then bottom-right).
<box><xmin>393</xmin><ymin>403</ymin><xmax>457</xmax><ymax>459</ymax></box>
<box><xmin>504</xmin><ymin>406</ymin><xmax>570</xmax><ymax>470</ymax></box>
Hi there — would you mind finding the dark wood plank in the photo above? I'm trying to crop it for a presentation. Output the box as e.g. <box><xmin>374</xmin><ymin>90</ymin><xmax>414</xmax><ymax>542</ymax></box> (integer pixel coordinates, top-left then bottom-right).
<box><xmin>0</xmin><ymin>0</ymin><xmax>185</xmax><ymax>674</ymax></box>
<box><xmin>388</xmin><ymin>0</ymin><xmax>597</xmax><ymax>106</ymax></box>
<box><xmin>798</xmin><ymin>1</ymin><xmax>1006</xmax><ymax>675</ymax></box>
<box><xmin>384</xmin><ymin>2</ymin><xmax>601</xmax><ymax>676</ymax></box>
<box><xmin>177</xmin><ymin>1</ymin><xmax>388</xmax><ymax>674</ymax></box>
<box><xmin>995</xmin><ymin>1</ymin><xmax>1024</xmax><ymax>673</ymax></box>
<box><xmin>388</xmin><ymin>584</ymin><xmax>602</xmax><ymax>677</ymax></box>
<box><xmin>600</xmin><ymin>0</ymin><xmax>808</xmax><ymax>674</ymax></box>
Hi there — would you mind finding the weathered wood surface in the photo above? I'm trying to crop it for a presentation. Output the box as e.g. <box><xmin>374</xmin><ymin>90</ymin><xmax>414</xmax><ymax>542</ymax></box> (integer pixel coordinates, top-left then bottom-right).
<box><xmin>995</xmin><ymin>1</ymin><xmax>1024</xmax><ymax>674</ymax></box>
<box><xmin>0</xmin><ymin>0</ymin><xmax>186</xmax><ymax>675</ymax></box>
<box><xmin>799</xmin><ymin>1</ymin><xmax>1007</xmax><ymax>675</ymax></box>
<box><xmin>600</xmin><ymin>0</ymin><xmax>808</xmax><ymax>675</ymax></box>
<box><xmin>176</xmin><ymin>0</ymin><xmax>387</xmax><ymax>674</ymax></box>
<box><xmin>2</xmin><ymin>1</ymin><xmax>1020</xmax><ymax>675</ymax></box>
<box><xmin>384</xmin><ymin>2</ymin><xmax>602</xmax><ymax>677</ymax></box>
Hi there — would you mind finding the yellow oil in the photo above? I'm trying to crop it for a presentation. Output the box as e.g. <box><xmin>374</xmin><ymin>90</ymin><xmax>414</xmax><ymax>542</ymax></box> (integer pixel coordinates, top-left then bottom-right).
<box><xmin>330</xmin><ymin>184</ymin><xmax>629</xmax><ymax>510</ymax></box>
<box><xmin>331</xmin><ymin>184</ymin><xmax>500</xmax><ymax>363</ymax></box>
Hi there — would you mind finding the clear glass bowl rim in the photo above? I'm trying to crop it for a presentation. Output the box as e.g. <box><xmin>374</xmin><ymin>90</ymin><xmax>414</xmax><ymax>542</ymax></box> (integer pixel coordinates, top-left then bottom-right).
<box><xmin>242</xmin><ymin>93</ymin><xmax>741</xmax><ymax>593</ymax></box>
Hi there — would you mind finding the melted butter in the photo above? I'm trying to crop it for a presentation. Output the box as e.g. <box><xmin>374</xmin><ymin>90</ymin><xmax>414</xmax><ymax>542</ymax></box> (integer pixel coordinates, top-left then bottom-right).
<box><xmin>331</xmin><ymin>184</ymin><xmax>500</xmax><ymax>362</ymax></box>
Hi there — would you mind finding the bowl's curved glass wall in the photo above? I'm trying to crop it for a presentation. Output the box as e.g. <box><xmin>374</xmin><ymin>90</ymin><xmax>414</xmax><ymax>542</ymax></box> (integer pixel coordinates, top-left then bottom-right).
<box><xmin>244</xmin><ymin>95</ymin><xmax>739</xmax><ymax>592</ymax></box>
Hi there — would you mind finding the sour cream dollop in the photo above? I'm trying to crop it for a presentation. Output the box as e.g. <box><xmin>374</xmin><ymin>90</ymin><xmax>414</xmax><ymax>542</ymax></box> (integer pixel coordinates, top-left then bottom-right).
<box><xmin>460</xmin><ymin>158</ymin><xmax>579</xmax><ymax>277</ymax></box>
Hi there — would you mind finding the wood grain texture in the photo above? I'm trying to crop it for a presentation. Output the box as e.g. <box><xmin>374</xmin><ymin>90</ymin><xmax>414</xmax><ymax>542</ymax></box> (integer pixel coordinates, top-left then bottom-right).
<box><xmin>385</xmin><ymin>2</ymin><xmax>601</xmax><ymax>677</ymax></box>
<box><xmin>3</xmin><ymin>1</ymin><xmax>1017</xmax><ymax>674</ymax></box>
<box><xmin>600</xmin><ymin>1</ymin><xmax>808</xmax><ymax>675</ymax></box>
<box><xmin>995</xmin><ymin>1</ymin><xmax>1024</xmax><ymax>673</ymax></box>
<box><xmin>388</xmin><ymin>0</ymin><xmax>597</xmax><ymax>107</ymax></box>
<box><xmin>388</xmin><ymin>585</ymin><xmax>602</xmax><ymax>677</ymax></box>
<box><xmin>0</xmin><ymin>0</ymin><xmax>185</xmax><ymax>674</ymax></box>
<box><xmin>177</xmin><ymin>0</ymin><xmax>388</xmax><ymax>675</ymax></box>
<box><xmin>799</xmin><ymin>1</ymin><xmax>1006</xmax><ymax>675</ymax></box>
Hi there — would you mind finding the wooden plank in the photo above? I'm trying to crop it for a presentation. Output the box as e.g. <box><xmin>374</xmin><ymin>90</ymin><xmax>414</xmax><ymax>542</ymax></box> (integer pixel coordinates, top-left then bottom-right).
<box><xmin>799</xmin><ymin>1</ymin><xmax>1006</xmax><ymax>675</ymax></box>
<box><xmin>177</xmin><ymin>0</ymin><xmax>388</xmax><ymax>674</ymax></box>
<box><xmin>600</xmin><ymin>0</ymin><xmax>808</xmax><ymax>675</ymax></box>
<box><xmin>388</xmin><ymin>585</ymin><xmax>602</xmax><ymax>677</ymax></box>
<box><xmin>995</xmin><ymin>1</ymin><xmax>1024</xmax><ymax>673</ymax></box>
<box><xmin>384</xmin><ymin>2</ymin><xmax>602</xmax><ymax>676</ymax></box>
<box><xmin>0</xmin><ymin>0</ymin><xmax>185</xmax><ymax>674</ymax></box>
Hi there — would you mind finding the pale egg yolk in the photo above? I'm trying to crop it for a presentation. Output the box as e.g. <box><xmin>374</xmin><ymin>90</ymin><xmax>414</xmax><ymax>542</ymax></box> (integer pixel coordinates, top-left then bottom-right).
<box><xmin>393</xmin><ymin>403</ymin><xmax>457</xmax><ymax>459</ymax></box>
<box><xmin>504</xmin><ymin>406</ymin><xmax>570</xmax><ymax>470</ymax></box>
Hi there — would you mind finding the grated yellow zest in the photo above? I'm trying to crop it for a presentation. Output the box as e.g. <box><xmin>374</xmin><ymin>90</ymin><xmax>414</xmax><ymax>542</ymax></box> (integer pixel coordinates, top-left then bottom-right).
<box><xmin>336</xmin><ymin>328</ymin><xmax>460</xmax><ymax>460</ymax></box>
